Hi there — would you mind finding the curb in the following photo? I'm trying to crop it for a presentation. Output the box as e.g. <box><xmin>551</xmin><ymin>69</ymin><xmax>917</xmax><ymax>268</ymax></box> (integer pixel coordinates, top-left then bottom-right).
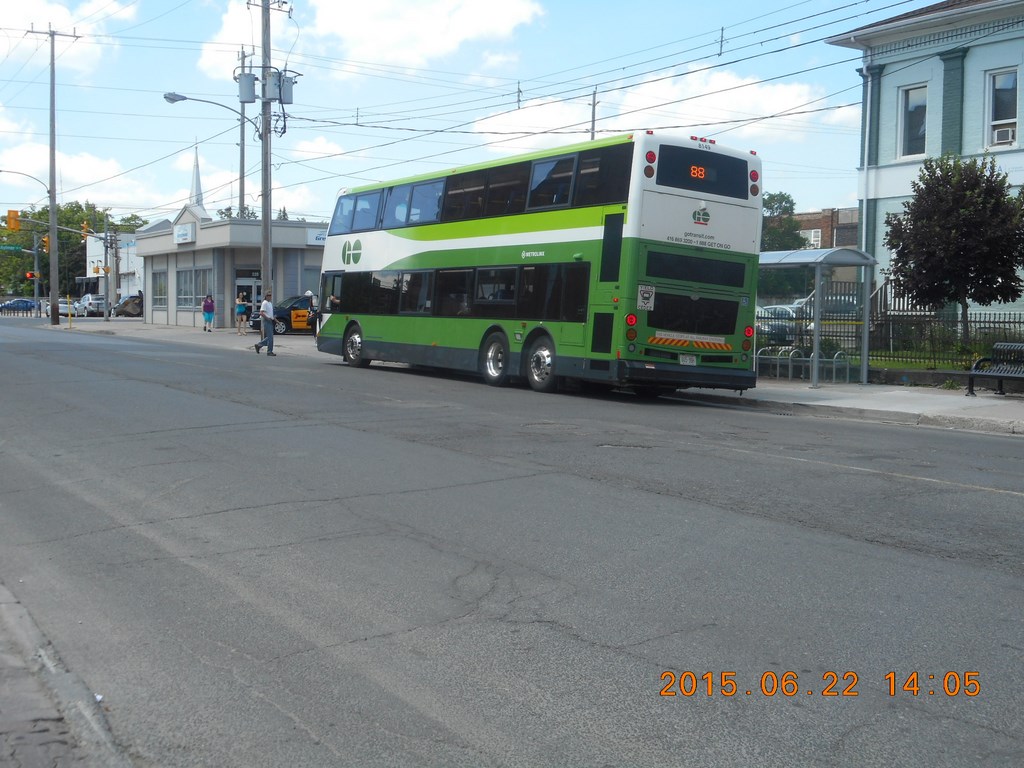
<box><xmin>0</xmin><ymin>584</ymin><xmax>132</xmax><ymax>768</ymax></box>
<box><xmin>674</xmin><ymin>392</ymin><xmax>1023</xmax><ymax>435</ymax></box>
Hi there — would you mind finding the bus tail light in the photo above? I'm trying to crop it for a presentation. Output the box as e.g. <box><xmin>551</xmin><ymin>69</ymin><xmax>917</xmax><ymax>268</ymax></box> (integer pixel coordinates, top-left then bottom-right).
<box><xmin>750</xmin><ymin>183</ymin><xmax>760</xmax><ymax>196</ymax></box>
<box><xmin>625</xmin><ymin>313</ymin><xmax>638</xmax><ymax>327</ymax></box>
<box><xmin>626</xmin><ymin>328</ymin><xmax>637</xmax><ymax>341</ymax></box>
<box><xmin>742</xmin><ymin>339</ymin><xmax>752</xmax><ymax>351</ymax></box>
<box><xmin>743</xmin><ymin>325</ymin><xmax>754</xmax><ymax>338</ymax></box>
<box><xmin>645</xmin><ymin>150</ymin><xmax>656</xmax><ymax>178</ymax></box>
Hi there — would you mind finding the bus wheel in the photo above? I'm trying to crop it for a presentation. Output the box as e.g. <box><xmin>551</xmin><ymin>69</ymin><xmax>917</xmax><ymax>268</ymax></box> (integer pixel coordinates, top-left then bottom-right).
<box><xmin>526</xmin><ymin>335</ymin><xmax>557</xmax><ymax>393</ymax></box>
<box><xmin>480</xmin><ymin>332</ymin><xmax>510</xmax><ymax>387</ymax></box>
<box><xmin>344</xmin><ymin>324</ymin><xmax>371</xmax><ymax>368</ymax></box>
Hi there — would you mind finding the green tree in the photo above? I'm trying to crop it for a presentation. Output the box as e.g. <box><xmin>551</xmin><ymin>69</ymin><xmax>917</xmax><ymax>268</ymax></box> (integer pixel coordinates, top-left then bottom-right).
<box><xmin>759</xmin><ymin>191</ymin><xmax>810</xmax><ymax>298</ymax></box>
<box><xmin>0</xmin><ymin>200</ymin><xmax>132</xmax><ymax>297</ymax></box>
<box><xmin>761</xmin><ymin>192</ymin><xmax>806</xmax><ymax>251</ymax></box>
<box><xmin>116</xmin><ymin>213</ymin><xmax>149</xmax><ymax>232</ymax></box>
<box><xmin>215</xmin><ymin>205</ymin><xmax>258</xmax><ymax>220</ymax></box>
<box><xmin>883</xmin><ymin>154</ymin><xmax>1024</xmax><ymax>346</ymax></box>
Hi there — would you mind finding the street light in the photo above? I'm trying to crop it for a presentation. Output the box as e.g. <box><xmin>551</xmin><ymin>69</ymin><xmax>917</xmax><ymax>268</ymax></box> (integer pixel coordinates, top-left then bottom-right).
<box><xmin>164</xmin><ymin>91</ymin><xmax>271</xmax><ymax>299</ymax></box>
<box><xmin>163</xmin><ymin>92</ymin><xmax>258</xmax><ymax>215</ymax></box>
<box><xmin>0</xmin><ymin>168</ymin><xmax>53</xmax><ymax>321</ymax></box>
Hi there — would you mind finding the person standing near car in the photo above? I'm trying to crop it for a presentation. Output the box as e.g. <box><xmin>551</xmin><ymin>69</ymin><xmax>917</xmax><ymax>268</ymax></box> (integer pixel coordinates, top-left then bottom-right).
<box><xmin>235</xmin><ymin>292</ymin><xmax>247</xmax><ymax>335</ymax></box>
<box><xmin>253</xmin><ymin>292</ymin><xmax>277</xmax><ymax>356</ymax></box>
<box><xmin>202</xmin><ymin>294</ymin><xmax>215</xmax><ymax>332</ymax></box>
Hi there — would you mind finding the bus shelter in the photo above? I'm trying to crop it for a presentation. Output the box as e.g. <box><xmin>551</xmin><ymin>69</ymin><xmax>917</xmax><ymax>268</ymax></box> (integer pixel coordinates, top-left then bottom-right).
<box><xmin>759</xmin><ymin>247</ymin><xmax>876</xmax><ymax>386</ymax></box>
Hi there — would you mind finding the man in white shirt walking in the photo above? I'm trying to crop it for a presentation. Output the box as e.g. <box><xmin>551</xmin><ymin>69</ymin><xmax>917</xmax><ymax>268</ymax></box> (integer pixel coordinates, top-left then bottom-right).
<box><xmin>253</xmin><ymin>292</ymin><xmax>277</xmax><ymax>356</ymax></box>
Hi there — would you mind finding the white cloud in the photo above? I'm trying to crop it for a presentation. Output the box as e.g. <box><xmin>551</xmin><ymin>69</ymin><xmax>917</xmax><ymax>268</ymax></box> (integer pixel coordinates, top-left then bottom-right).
<box><xmin>8</xmin><ymin>0</ymin><xmax>138</xmax><ymax>78</ymax></box>
<box><xmin>197</xmin><ymin>1</ymin><xmax>265</xmax><ymax>83</ymax></box>
<box><xmin>469</xmin><ymin>66</ymin><xmax>835</xmax><ymax>154</ymax></box>
<box><xmin>306</xmin><ymin>0</ymin><xmax>544</xmax><ymax>68</ymax></box>
<box><xmin>480</xmin><ymin>51</ymin><xmax>520</xmax><ymax>71</ymax></box>
<box><xmin>0</xmin><ymin>141</ymin><xmax>174</xmax><ymax>213</ymax></box>
<box><xmin>197</xmin><ymin>0</ymin><xmax>542</xmax><ymax>85</ymax></box>
<box><xmin>292</xmin><ymin>136</ymin><xmax>345</xmax><ymax>158</ymax></box>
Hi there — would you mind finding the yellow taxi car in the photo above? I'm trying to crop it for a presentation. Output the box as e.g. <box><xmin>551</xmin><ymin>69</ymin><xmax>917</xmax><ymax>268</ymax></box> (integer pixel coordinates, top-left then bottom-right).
<box><xmin>248</xmin><ymin>294</ymin><xmax>315</xmax><ymax>335</ymax></box>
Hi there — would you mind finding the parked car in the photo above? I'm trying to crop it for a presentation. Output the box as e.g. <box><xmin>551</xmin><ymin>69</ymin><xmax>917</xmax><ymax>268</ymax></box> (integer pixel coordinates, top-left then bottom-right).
<box><xmin>76</xmin><ymin>293</ymin><xmax>107</xmax><ymax>317</ymax></box>
<box><xmin>760</xmin><ymin>304</ymin><xmax>806</xmax><ymax>344</ymax></box>
<box><xmin>113</xmin><ymin>295</ymin><xmax>144</xmax><ymax>317</ymax></box>
<box><xmin>48</xmin><ymin>299</ymin><xmax>86</xmax><ymax>317</ymax></box>
<box><xmin>248</xmin><ymin>294</ymin><xmax>315</xmax><ymax>335</ymax></box>
<box><xmin>0</xmin><ymin>298</ymin><xmax>39</xmax><ymax>313</ymax></box>
<box><xmin>755</xmin><ymin>306</ymin><xmax>792</xmax><ymax>346</ymax></box>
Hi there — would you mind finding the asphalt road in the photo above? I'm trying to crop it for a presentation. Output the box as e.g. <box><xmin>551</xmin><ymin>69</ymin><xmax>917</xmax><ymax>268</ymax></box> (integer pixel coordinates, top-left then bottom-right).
<box><xmin>1</xmin><ymin>321</ymin><xmax>1022</xmax><ymax>767</ymax></box>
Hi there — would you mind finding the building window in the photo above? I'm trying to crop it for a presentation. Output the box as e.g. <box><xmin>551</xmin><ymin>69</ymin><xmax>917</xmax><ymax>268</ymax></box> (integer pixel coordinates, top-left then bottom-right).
<box><xmin>194</xmin><ymin>268</ymin><xmax>212</xmax><ymax>303</ymax></box>
<box><xmin>176</xmin><ymin>269</ymin><xmax>194</xmax><ymax>308</ymax></box>
<box><xmin>901</xmin><ymin>85</ymin><xmax>927</xmax><ymax>156</ymax></box>
<box><xmin>175</xmin><ymin>268</ymin><xmax>212</xmax><ymax>309</ymax></box>
<box><xmin>153</xmin><ymin>271</ymin><xmax>167</xmax><ymax>308</ymax></box>
<box><xmin>799</xmin><ymin>229</ymin><xmax>821</xmax><ymax>248</ymax></box>
<box><xmin>989</xmin><ymin>69</ymin><xmax>1017</xmax><ymax>146</ymax></box>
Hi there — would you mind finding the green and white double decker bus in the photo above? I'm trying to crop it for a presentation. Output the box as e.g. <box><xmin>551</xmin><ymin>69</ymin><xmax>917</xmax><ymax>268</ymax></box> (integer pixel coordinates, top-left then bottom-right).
<box><xmin>316</xmin><ymin>130</ymin><xmax>763</xmax><ymax>395</ymax></box>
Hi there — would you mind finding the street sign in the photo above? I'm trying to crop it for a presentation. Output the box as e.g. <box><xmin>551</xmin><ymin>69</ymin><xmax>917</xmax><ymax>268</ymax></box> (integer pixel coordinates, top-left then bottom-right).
<box><xmin>0</xmin><ymin>244</ymin><xmax>22</xmax><ymax>251</ymax></box>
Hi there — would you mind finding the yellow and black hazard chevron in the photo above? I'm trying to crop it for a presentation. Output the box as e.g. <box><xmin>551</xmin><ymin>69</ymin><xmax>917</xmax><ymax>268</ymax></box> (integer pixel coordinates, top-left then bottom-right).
<box><xmin>647</xmin><ymin>336</ymin><xmax>733</xmax><ymax>351</ymax></box>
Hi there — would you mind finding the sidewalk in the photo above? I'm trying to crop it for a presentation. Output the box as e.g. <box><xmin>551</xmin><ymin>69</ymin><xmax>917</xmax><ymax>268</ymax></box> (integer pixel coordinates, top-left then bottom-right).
<box><xmin>675</xmin><ymin>379</ymin><xmax>1024</xmax><ymax>435</ymax></box>
<box><xmin>50</xmin><ymin>318</ymin><xmax>1024</xmax><ymax>436</ymax></box>
<box><xmin>0</xmin><ymin>585</ymin><xmax>129</xmax><ymax>768</ymax></box>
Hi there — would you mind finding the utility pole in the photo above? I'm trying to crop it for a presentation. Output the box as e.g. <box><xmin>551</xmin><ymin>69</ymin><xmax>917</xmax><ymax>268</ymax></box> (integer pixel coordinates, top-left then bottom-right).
<box><xmin>238</xmin><ymin>46</ymin><xmax>250</xmax><ymax>217</ymax></box>
<box><xmin>48</xmin><ymin>28</ymin><xmax>58</xmax><ymax>325</ymax></box>
<box><xmin>252</xmin><ymin>0</ymin><xmax>295</xmax><ymax>299</ymax></box>
<box><xmin>260</xmin><ymin>0</ymin><xmax>272</xmax><ymax>299</ymax></box>
<box><xmin>590</xmin><ymin>88</ymin><xmax>598</xmax><ymax>141</ymax></box>
<box><xmin>103</xmin><ymin>215</ymin><xmax>111</xmax><ymax>321</ymax></box>
<box><xmin>28</xmin><ymin>25</ymin><xmax>78</xmax><ymax>325</ymax></box>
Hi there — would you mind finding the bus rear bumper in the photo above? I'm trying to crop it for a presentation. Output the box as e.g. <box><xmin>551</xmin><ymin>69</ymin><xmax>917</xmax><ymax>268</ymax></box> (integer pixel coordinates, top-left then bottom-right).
<box><xmin>612</xmin><ymin>359</ymin><xmax>756</xmax><ymax>391</ymax></box>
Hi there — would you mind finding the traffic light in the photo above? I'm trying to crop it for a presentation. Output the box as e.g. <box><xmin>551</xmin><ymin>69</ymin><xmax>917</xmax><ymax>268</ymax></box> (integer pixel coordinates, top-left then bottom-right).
<box><xmin>25</xmin><ymin>271</ymin><xmax>36</xmax><ymax>279</ymax></box>
<box><xmin>6</xmin><ymin>210</ymin><xmax>19</xmax><ymax>232</ymax></box>
<box><xmin>41</xmin><ymin>235</ymin><xmax>49</xmax><ymax>253</ymax></box>
<box><xmin>81</xmin><ymin>220</ymin><xmax>89</xmax><ymax>242</ymax></box>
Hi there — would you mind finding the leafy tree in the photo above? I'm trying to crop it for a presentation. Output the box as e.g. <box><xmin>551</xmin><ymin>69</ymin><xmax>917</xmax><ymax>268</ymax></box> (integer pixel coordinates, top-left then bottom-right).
<box><xmin>759</xmin><ymin>191</ymin><xmax>811</xmax><ymax>298</ymax></box>
<box><xmin>216</xmin><ymin>205</ymin><xmax>258</xmax><ymax>220</ymax></box>
<box><xmin>883</xmin><ymin>154</ymin><xmax>1024</xmax><ymax>346</ymax></box>
<box><xmin>761</xmin><ymin>192</ymin><xmax>806</xmax><ymax>251</ymax></box>
<box><xmin>115</xmin><ymin>213</ymin><xmax>149</xmax><ymax>232</ymax></box>
<box><xmin>276</xmin><ymin>207</ymin><xmax>289</xmax><ymax>221</ymax></box>
<box><xmin>0</xmin><ymin>200</ymin><xmax>143</xmax><ymax>297</ymax></box>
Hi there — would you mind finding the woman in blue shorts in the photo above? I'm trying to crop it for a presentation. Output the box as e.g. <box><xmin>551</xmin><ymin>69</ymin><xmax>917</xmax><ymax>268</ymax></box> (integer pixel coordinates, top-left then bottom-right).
<box><xmin>202</xmin><ymin>294</ymin><xmax>215</xmax><ymax>332</ymax></box>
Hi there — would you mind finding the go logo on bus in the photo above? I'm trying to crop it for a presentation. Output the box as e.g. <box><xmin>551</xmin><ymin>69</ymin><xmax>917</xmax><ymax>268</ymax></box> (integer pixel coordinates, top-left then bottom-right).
<box><xmin>692</xmin><ymin>208</ymin><xmax>711</xmax><ymax>226</ymax></box>
<box><xmin>341</xmin><ymin>239</ymin><xmax>362</xmax><ymax>265</ymax></box>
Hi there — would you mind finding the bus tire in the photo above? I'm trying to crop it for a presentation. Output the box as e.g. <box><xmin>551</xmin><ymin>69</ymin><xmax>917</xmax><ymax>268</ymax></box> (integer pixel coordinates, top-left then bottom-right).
<box><xmin>344</xmin><ymin>324</ymin><xmax>371</xmax><ymax>368</ymax></box>
<box><xmin>480</xmin><ymin>332</ymin><xmax>510</xmax><ymax>387</ymax></box>
<box><xmin>525</xmin><ymin>335</ymin><xmax>557</xmax><ymax>393</ymax></box>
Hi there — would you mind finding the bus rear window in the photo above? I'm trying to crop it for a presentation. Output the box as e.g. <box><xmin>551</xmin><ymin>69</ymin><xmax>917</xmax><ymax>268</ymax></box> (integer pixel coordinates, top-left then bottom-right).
<box><xmin>655</xmin><ymin>145</ymin><xmax>749</xmax><ymax>200</ymax></box>
<box><xmin>648</xmin><ymin>293</ymin><xmax>738</xmax><ymax>335</ymax></box>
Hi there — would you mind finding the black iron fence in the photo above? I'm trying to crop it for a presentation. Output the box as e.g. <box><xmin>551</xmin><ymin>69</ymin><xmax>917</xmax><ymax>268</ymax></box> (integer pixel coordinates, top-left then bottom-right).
<box><xmin>755</xmin><ymin>310</ymin><xmax>1024</xmax><ymax>370</ymax></box>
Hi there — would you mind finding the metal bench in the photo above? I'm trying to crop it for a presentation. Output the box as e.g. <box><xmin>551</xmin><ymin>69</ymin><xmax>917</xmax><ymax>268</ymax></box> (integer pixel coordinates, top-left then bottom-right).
<box><xmin>967</xmin><ymin>342</ymin><xmax>1024</xmax><ymax>396</ymax></box>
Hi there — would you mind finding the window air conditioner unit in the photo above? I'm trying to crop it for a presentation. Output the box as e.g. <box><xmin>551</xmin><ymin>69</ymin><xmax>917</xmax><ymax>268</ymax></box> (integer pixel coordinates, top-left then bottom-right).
<box><xmin>992</xmin><ymin>127</ymin><xmax>1016</xmax><ymax>145</ymax></box>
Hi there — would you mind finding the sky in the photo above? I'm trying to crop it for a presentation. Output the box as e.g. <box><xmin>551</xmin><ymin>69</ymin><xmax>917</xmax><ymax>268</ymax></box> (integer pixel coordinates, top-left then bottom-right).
<box><xmin>0</xmin><ymin>0</ymin><xmax>944</xmax><ymax>228</ymax></box>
